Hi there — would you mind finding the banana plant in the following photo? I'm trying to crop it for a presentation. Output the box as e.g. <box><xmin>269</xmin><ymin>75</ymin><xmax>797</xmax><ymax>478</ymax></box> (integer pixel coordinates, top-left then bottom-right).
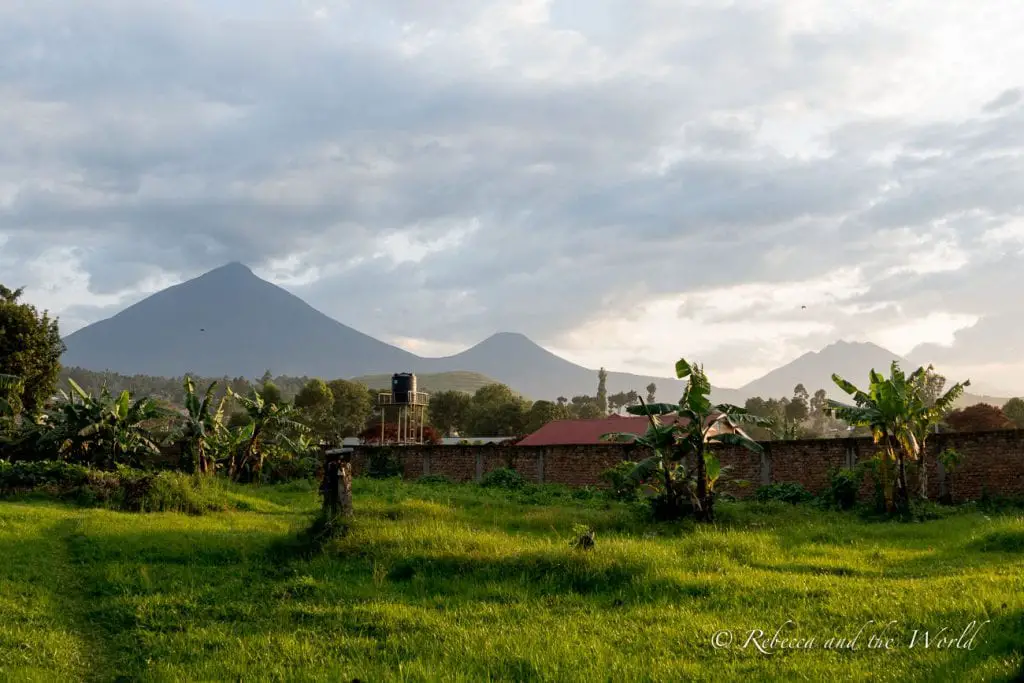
<box><xmin>226</xmin><ymin>388</ymin><xmax>308</xmax><ymax>482</ymax></box>
<box><xmin>603</xmin><ymin>358</ymin><xmax>764</xmax><ymax>521</ymax></box>
<box><xmin>906</xmin><ymin>365</ymin><xmax>969</xmax><ymax>500</ymax></box>
<box><xmin>179</xmin><ymin>376</ymin><xmax>227</xmax><ymax>474</ymax></box>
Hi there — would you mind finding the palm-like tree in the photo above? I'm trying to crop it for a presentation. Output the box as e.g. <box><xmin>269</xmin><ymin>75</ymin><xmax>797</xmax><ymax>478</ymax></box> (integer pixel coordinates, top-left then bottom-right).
<box><xmin>827</xmin><ymin>362</ymin><xmax>967</xmax><ymax>511</ymax></box>
<box><xmin>41</xmin><ymin>379</ymin><xmax>166</xmax><ymax>468</ymax></box>
<box><xmin>906</xmin><ymin>365</ymin><xmax>969</xmax><ymax>500</ymax></box>
<box><xmin>226</xmin><ymin>388</ymin><xmax>307</xmax><ymax>482</ymax></box>
<box><xmin>604</xmin><ymin>358</ymin><xmax>764</xmax><ymax>521</ymax></box>
<box><xmin>179</xmin><ymin>376</ymin><xmax>227</xmax><ymax>475</ymax></box>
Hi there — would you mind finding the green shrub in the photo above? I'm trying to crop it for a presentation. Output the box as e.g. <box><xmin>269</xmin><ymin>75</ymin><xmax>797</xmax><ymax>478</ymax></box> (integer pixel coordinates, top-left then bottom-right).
<box><xmin>480</xmin><ymin>467</ymin><xmax>525</xmax><ymax>490</ymax></box>
<box><xmin>600</xmin><ymin>461</ymin><xmax>640</xmax><ymax>501</ymax></box>
<box><xmin>754</xmin><ymin>482</ymin><xmax>815</xmax><ymax>505</ymax></box>
<box><xmin>821</xmin><ymin>468</ymin><xmax>861</xmax><ymax>510</ymax></box>
<box><xmin>417</xmin><ymin>475</ymin><xmax>454</xmax><ymax>485</ymax></box>
<box><xmin>0</xmin><ymin>459</ymin><xmax>236</xmax><ymax>514</ymax></box>
<box><xmin>366</xmin><ymin>448</ymin><xmax>403</xmax><ymax>479</ymax></box>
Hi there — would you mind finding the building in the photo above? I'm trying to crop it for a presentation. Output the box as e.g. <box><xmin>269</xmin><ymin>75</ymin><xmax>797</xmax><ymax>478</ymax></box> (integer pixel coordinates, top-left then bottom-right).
<box><xmin>515</xmin><ymin>412</ymin><xmax>752</xmax><ymax>447</ymax></box>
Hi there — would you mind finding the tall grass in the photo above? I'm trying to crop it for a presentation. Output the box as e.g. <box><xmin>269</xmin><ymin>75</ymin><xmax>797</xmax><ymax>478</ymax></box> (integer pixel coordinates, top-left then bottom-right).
<box><xmin>0</xmin><ymin>478</ymin><xmax>1021</xmax><ymax>681</ymax></box>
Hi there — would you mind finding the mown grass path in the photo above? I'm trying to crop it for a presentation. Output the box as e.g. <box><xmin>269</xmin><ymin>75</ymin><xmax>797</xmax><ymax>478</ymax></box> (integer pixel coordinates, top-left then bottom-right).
<box><xmin>1</xmin><ymin>480</ymin><xmax>1023</xmax><ymax>682</ymax></box>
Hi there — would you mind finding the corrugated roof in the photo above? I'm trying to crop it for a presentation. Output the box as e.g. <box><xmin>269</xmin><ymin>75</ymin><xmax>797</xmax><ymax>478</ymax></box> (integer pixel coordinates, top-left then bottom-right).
<box><xmin>516</xmin><ymin>412</ymin><xmax>749</xmax><ymax>446</ymax></box>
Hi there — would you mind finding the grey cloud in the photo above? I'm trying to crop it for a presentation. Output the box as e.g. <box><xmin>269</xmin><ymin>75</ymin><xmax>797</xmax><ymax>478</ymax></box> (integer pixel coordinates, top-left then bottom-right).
<box><xmin>2</xmin><ymin>0</ymin><xmax>1024</xmax><ymax>374</ymax></box>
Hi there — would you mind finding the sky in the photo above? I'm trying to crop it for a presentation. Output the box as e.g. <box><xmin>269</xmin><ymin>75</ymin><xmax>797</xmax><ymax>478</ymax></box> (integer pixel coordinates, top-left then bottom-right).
<box><xmin>2</xmin><ymin>0</ymin><xmax>1024</xmax><ymax>392</ymax></box>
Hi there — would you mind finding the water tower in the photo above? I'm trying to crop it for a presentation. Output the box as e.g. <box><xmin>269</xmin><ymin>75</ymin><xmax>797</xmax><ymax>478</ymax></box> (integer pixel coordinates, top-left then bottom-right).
<box><xmin>376</xmin><ymin>372</ymin><xmax>430</xmax><ymax>445</ymax></box>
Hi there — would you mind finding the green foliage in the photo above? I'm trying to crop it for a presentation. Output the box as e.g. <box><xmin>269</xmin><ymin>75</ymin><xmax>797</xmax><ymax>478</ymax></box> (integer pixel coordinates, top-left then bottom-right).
<box><xmin>480</xmin><ymin>467</ymin><xmax>526</xmax><ymax>490</ymax></box>
<box><xmin>324</xmin><ymin>379</ymin><xmax>374</xmax><ymax>443</ymax></box>
<box><xmin>365</xmin><ymin>448</ymin><xmax>403</xmax><ymax>479</ymax></box>
<box><xmin>1002</xmin><ymin>397</ymin><xmax>1024</xmax><ymax>428</ymax></box>
<box><xmin>463</xmin><ymin>384</ymin><xmax>531</xmax><ymax>436</ymax></box>
<box><xmin>754</xmin><ymin>482</ymin><xmax>815</xmax><ymax>505</ymax></box>
<box><xmin>821</xmin><ymin>468</ymin><xmax>861</xmax><ymax>510</ymax></box>
<box><xmin>600</xmin><ymin>461</ymin><xmax>642</xmax><ymax>501</ymax></box>
<box><xmin>596</xmin><ymin>367</ymin><xmax>608</xmax><ymax>415</ymax></box>
<box><xmin>0</xmin><ymin>460</ymin><xmax>239</xmax><ymax>514</ymax></box>
<box><xmin>417</xmin><ymin>474</ymin><xmax>454</xmax><ymax>485</ymax></box>
<box><xmin>605</xmin><ymin>357</ymin><xmax>764</xmax><ymax>522</ymax></box>
<box><xmin>428</xmin><ymin>389</ymin><xmax>473</xmax><ymax>436</ymax></box>
<box><xmin>0</xmin><ymin>284</ymin><xmax>65</xmax><ymax>417</ymax></box>
<box><xmin>827</xmin><ymin>361</ymin><xmax>969</xmax><ymax>512</ymax></box>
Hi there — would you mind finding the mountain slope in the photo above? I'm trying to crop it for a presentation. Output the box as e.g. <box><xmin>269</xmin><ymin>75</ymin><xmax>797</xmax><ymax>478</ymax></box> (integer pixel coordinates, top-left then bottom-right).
<box><xmin>739</xmin><ymin>341</ymin><xmax>908</xmax><ymax>398</ymax></box>
<box><xmin>738</xmin><ymin>340</ymin><xmax>1007</xmax><ymax>407</ymax></box>
<box><xmin>62</xmin><ymin>262</ymin><xmax>420</xmax><ymax>378</ymax></box>
<box><xmin>60</xmin><ymin>263</ymin><xmax>732</xmax><ymax>401</ymax></box>
<box><xmin>417</xmin><ymin>332</ymin><xmax>744</xmax><ymax>403</ymax></box>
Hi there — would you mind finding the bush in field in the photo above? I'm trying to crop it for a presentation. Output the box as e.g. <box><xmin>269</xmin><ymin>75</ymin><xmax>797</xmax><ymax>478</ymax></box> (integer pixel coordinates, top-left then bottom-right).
<box><xmin>755</xmin><ymin>482</ymin><xmax>815</xmax><ymax>505</ymax></box>
<box><xmin>821</xmin><ymin>468</ymin><xmax>861</xmax><ymax>510</ymax></box>
<box><xmin>0</xmin><ymin>460</ymin><xmax>237</xmax><ymax>514</ymax></box>
<box><xmin>480</xmin><ymin>467</ymin><xmax>525</xmax><ymax>490</ymax></box>
<box><xmin>600</xmin><ymin>461</ymin><xmax>642</xmax><ymax>501</ymax></box>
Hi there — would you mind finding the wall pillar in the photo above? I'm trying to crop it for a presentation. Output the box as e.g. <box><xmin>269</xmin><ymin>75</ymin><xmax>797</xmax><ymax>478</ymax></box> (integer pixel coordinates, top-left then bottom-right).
<box><xmin>537</xmin><ymin>451</ymin><xmax>545</xmax><ymax>484</ymax></box>
<box><xmin>475</xmin><ymin>451</ymin><xmax>483</xmax><ymax>482</ymax></box>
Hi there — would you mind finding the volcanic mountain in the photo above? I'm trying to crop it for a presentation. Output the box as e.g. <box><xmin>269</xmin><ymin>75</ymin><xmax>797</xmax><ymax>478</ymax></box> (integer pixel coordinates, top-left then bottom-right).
<box><xmin>60</xmin><ymin>263</ymin><xmax>710</xmax><ymax>400</ymax></box>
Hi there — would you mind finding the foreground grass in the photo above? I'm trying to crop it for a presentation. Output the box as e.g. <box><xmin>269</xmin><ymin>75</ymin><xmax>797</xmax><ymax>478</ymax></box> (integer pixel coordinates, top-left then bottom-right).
<box><xmin>0</xmin><ymin>479</ymin><xmax>1022</xmax><ymax>682</ymax></box>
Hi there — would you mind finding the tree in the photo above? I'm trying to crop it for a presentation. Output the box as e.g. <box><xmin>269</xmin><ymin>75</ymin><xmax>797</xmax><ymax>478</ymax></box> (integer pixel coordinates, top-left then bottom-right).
<box><xmin>785</xmin><ymin>384</ymin><xmax>810</xmax><ymax>423</ymax></box>
<box><xmin>325</xmin><ymin>379</ymin><xmax>374</xmax><ymax>444</ymax></box>
<box><xmin>944</xmin><ymin>403</ymin><xmax>1013</xmax><ymax>432</ymax></box>
<box><xmin>828</xmin><ymin>363</ymin><xmax>911</xmax><ymax>512</ymax></box>
<box><xmin>603</xmin><ymin>358</ymin><xmax>763</xmax><ymax>522</ymax></box>
<box><xmin>568</xmin><ymin>395</ymin><xmax>603</xmax><ymax>419</ymax></box>
<box><xmin>645</xmin><ymin>383</ymin><xmax>657</xmax><ymax>403</ymax></box>
<box><xmin>1001</xmin><ymin>397</ymin><xmax>1024</xmax><ymax>428</ymax></box>
<box><xmin>178</xmin><ymin>376</ymin><xmax>227</xmax><ymax>474</ymax></box>
<box><xmin>294</xmin><ymin>379</ymin><xmax>335</xmax><ymax>441</ymax></box>
<box><xmin>0</xmin><ymin>374</ymin><xmax>22</xmax><ymax>419</ymax></box>
<box><xmin>826</xmin><ymin>362</ymin><xmax>968</xmax><ymax>511</ymax></box>
<box><xmin>428</xmin><ymin>390</ymin><xmax>473</xmax><ymax>436</ymax></box>
<box><xmin>0</xmin><ymin>284</ymin><xmax>65</xmax><ymax>416</ymax></box>
<box><xmin>809</xmin><ymin>389</ymin><xmax>828</xmax><ymax>432</ymax></box>
<box><xmin>901</xmin><ymin>364</ymin><xmax>969</xmax><ymax>500</ymax></box>
<box><xmin>464</xmin><ymin>384</ymin><xmax>530</xmax><ymax>436</ymax></box>
<box><xmin>258</xmin><ymin>380</ymin><xmax>283</xmax><ymax>406</ymax></box>
<box><xmin>526</xmin><ymin>399</ymin><xmax>569</xmax><ymax>433</ymax></box>
<box><xmin>596</xmin><ymin>368</ymin><xmax>609</xmax><ymax>415</ymax></box>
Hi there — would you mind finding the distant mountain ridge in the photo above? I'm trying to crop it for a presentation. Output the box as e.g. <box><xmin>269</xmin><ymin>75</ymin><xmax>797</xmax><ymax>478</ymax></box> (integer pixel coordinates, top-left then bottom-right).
<box><xmin>60</xmin><ymin>262</ymin><xmax>1011</xmax><ymax>407</ymax></box>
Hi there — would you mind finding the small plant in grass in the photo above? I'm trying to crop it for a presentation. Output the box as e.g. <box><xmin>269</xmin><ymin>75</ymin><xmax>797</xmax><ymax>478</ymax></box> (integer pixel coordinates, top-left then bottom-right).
<box><xmin>754</xmin><ymin>482</ymin><xmax>815</xmax><ymax>505</ymax></box>
<box><xmin>480</xmin><ymin>467</ymin><xmax>525</xmax><ymax>490</ymax></box>
<box><xmin>570</xmin><ymin>523</ymin><xmax>595</xmax><ymax>550</ymax></box>
<box><xmin>937</xmin><ymin>448</ymin><xmax>963</xmax><ymax>504</ymax></box>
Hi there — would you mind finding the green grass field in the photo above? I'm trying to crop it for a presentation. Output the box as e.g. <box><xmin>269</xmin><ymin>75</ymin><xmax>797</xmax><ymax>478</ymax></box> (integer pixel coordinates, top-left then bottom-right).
<box><xmin>1</xmin><ymin>480</ymin><xmax>1022</xmax><ymax>682</ymax></box>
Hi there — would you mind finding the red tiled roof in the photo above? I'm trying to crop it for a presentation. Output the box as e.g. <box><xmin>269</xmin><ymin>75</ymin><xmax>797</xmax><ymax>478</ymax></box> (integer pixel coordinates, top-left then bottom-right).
<box><xmin>515</xmin><ymin>412</ymin><xmax>748</xmax><ymax>446</ymax></box>
<box><xmin>515</xmin><ymin>414</ymin><xmax>686</xmax><ymax>446</ymax></box>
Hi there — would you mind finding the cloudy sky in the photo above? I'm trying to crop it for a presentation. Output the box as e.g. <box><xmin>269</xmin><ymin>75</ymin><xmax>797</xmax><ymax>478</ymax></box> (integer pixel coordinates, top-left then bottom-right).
<box><xmin>2</xmin><ymin>0</ymin><xmax>1024</xmax><ymax>391</ymax></box>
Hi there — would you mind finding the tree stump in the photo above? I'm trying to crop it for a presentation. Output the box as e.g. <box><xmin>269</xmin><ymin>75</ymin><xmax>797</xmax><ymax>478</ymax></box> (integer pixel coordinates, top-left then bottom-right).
<box><xmin>321</xmin><ymin>449</ymin><xmax>353</xmax><ymax>518</ymax></box>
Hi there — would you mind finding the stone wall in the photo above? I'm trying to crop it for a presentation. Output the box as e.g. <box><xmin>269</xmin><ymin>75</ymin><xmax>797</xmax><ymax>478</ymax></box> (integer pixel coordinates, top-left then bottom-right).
<box><xmin>351</xmin><ymin>429</ymin><xmax>1024</xmax><ymax>503</ymax></box>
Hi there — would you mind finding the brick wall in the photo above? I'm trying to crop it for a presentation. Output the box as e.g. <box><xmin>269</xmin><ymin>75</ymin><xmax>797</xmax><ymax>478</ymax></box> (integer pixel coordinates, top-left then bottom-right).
<box><xmin>351</xmin><ymin>429</ymin><xmax>1024</xmax><ymax>502</ymax></box>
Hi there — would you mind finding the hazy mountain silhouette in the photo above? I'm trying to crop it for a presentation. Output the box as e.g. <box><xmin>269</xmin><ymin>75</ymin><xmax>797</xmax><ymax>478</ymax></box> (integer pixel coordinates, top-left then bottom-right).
<box><xmin>61</xmin><ymin>262</ymin><xmax>421</xmax><ymax>378</ymax></box>
<box><xmin>61</xmin><ymin>263</ymin><xmax>1005</xmax><ymax>406</ymax></box>
<box><xmin>61</xmin><ymin>263</ymin><xmax>734</xmax><ymax>401</ymax></box>
<box><xmin>737</xmin><ymin>340</ymin><xmax>1007</xmax><ymax>407</ymax></box>
<box><xmin>738</xmin><ymin>340</ymin><xmax>909</xmax><ymax>398</ymax></box>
